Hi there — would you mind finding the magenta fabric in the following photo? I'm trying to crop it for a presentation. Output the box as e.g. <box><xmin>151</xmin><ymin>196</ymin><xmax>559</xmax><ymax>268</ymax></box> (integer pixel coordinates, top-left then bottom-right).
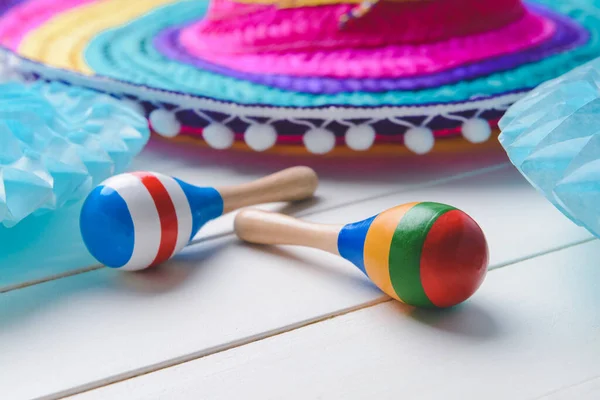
<box><xmin>179</xmin><ymin>0</ymin><xmax>555</xmax><ymax>78</ymax></box>
<box><xmin>194</xmin><ymin>0</ymin><xmax>527</xmax><ymax>53</ymax></box>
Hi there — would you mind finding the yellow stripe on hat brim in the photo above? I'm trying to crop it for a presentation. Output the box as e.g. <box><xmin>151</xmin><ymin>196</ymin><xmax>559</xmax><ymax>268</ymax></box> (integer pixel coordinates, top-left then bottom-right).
<box><xmin>19</xmin><ymin>0</ymin><xmax>176</xmax><ymax>74</ymax></box>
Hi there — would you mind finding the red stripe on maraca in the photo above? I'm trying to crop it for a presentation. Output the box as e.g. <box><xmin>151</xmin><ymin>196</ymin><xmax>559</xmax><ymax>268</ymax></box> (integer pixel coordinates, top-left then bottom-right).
<box><xmin>132</xmin><ymin>172</ymin><xmax>179</xmax><ymax>266</ymax></box>
<box><xmin>420</xmin><ymin>209</ymin><xmax>488</xmax><ymax>308</ymax></box>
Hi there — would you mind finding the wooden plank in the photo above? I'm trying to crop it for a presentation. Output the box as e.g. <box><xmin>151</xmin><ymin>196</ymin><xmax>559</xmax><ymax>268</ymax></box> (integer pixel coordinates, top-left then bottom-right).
<box><xmin>71</xmin><ymin>240</ymin><xmax>600</xmax><ymax>400</ymax></box>
<box><xmin>0</xmin><ymin>164</ymin><xmax>591</xmax><ymax>399</ymax></box>
<box><xmin>0</xmin><ymin>139</ymin><xmax>508</xmax><ymax>290</ymax></box>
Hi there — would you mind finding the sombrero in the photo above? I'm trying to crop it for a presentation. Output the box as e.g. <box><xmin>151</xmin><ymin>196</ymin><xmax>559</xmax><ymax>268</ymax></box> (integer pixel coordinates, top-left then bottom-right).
<box><xmin>0</xmin><ymin>0</ymin><xmax>598</xmax><ymax>155</ymax></box>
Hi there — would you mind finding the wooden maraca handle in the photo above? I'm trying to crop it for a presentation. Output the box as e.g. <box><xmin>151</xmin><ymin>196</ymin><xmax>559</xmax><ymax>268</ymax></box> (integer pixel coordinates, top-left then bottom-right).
<box><xmin>217</xmin><ymin>166</ymin><xmax>318</xmax><ymax>213</ymax></box>
<box><xmin>234</xmin><ymin>209</ymin><xmax>340</xmax><ymax>254</ymax></box>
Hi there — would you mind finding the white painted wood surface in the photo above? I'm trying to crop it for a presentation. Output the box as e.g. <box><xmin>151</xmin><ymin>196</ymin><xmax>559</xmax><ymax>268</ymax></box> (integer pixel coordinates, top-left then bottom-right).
<box><xmin>0</xmin><ymin>140</ymin><xmax>506</xmax><ymax>290</ymax></box>
<box><xmin>71</xmin><ymin>240</ymin><xmax>600</xmax><ymax>400</ymax></box>
<box><xmin>0</xmin><ymin>145</ymin><xmax>592</xmax><ymax>399</ymax></box>
<box><xmin>540</xmin><ymin>377</ymin><xmax>600</xmax><ymax>399</ymax></box>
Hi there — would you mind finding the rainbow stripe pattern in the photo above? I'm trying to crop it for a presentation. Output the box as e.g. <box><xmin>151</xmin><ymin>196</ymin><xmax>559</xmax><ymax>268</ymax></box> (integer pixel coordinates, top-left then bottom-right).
<box><xmin>80</xmin><ymin>172</ymin><xmax>223</xmax><ymax>270</ymax></box>
<box><xmin>338</xmin><ymin>202</ymin><xmax>488</xmax><ymax>308</ymax></box>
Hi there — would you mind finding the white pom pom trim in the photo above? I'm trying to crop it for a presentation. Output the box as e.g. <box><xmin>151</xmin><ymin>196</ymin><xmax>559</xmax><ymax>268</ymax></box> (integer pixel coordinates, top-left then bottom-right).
<box><xmin>303</xmin><ymin>128</ymin><xmax>336</xmax><ymax>154</ymax></box>
<box><xmin>203</xmin><ymin>123</ymin><xmax>234</xmax><ymax>150</ymax></box>
<box><xmin>149</xmin><ymin>109</ymin><xmax>180</xmax><ymax>138</ymax></box>
<box><xmin>404</xmin><ymin>127</ymin><xmax>434</xmax><ymax>154</ymax></box>
<box><xmin>462</xmin><ymin>118</ymin><xmax>492</xmax><ymax>144</ymax></box>
<box><xmin>345</xmin><ymin>124</ymin><xmax>376</xmax><ymax>151</ymax></box>
<box><xmin>244</xmin><ymin>124</ymin><xmax>277</xmax><ymax>152</ymax></box>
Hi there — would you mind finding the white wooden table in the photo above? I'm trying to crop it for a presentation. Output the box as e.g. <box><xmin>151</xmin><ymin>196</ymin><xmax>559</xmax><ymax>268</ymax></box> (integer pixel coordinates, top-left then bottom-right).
<box><xmin>1</xmin><ymin>138</ymin><xmax>598</xmax><ymax>400</ymax></box>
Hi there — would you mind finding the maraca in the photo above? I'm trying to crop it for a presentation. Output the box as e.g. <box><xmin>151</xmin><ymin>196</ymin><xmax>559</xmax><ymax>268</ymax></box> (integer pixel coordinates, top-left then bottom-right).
<box><xmin>80</xmin><ymin>166</ymin><xmax>318</xmax><ymax>271</ymax></box>
<box><xmin>234</xmin><ymin>202</ymin><xmax>489</xmax><ymax>308</ymax></box>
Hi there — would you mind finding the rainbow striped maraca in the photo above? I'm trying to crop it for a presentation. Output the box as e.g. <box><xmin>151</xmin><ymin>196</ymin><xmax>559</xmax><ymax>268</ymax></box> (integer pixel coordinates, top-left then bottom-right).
<box><xmin>234</xmin><ymin>202</ymin><xmax>488</xmax><ymax>308</ymax></box>
<box><xmin>80</xmin><ymin>167</ymin><xmax>318</xmax><ymax>271</ymax></box>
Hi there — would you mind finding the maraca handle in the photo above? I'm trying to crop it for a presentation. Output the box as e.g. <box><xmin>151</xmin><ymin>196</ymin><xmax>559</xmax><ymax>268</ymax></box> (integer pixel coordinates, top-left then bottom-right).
<box><xmin>217</xmin><ymin>166</ymin><xmax>318</xmax><ymax>213</ymax></box>
<box><xmin>234</xmin><ymin>209</ymin><xmax>341</xmax><ymax>255</ymax></box>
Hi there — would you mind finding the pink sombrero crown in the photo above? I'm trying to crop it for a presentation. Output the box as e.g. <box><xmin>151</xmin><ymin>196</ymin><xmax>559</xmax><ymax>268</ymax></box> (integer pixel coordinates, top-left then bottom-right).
<box><xmin>189</xmin><ymin>0</ymin><xmax>552</xmax><ymax>80</ymax></box>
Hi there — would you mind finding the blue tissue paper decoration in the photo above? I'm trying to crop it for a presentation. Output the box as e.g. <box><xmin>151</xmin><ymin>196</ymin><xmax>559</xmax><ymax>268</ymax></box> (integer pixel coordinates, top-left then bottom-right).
<box><xmin>0</xmin><ymin>80</ymin><xmax>149</xmax><ymax>227</ymax></box>
<box><xmin>499</xmin><ymin>57</ymin><xmax>600</xmax><ymax>238</ymax></box>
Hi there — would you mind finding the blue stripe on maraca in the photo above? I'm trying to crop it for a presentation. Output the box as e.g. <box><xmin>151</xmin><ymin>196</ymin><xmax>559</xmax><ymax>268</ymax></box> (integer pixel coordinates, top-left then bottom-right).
<box><xmin>80</xmin><ymin>185</ymin><xmax>135</xmax><ymax>268</ymax></box>
<box><xmin>174</xmin><ymin>178</ymin><xmax>224</xmax><ymax>240</ymax></box>
<box><xmin>337</xmin><ymin>215</ymin><xmax>376</xmax><ymax>275</ymax></box>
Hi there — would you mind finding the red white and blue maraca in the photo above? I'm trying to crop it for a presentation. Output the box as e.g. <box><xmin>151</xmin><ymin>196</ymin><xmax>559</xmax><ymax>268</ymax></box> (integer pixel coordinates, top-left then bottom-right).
<box><xmin>80</xmin><ymin>167</ymin><xmax>318</xmax><ymax>271</ymax></box>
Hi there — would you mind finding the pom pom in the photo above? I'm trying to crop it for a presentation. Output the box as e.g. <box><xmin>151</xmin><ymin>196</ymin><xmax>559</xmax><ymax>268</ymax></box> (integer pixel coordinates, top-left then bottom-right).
<box><xmin>244</xmin><ymin>124</ymin><xmax>277</xmax><ymax>151</ymax></box>
<box><xmin>303</xmin><ymin>128</ymin><xmax>336</xmax><ymax>154</ymax></box>
<box><xmin>203</xmin><ymin>123</ymin><xmax>234</xmax><ymax>149</ymax></box>
<box><xmin>462</xmin><ymin>118</ymin><xmax>492</xmax><ymax>143</ymax></box>
<box><xmin>149</xmin><ymin>109</ymin><xmax>180</xmax><ymax>138</ymax></box>
<box><xmin>345</xmin><ymin>124</ymin><xmax>375</xmax><ymax>151</ymax></box>
<box><xmin>404</xmin><ymin>127</ymin><xmax>434</xmax><ymax>154</ymax></box>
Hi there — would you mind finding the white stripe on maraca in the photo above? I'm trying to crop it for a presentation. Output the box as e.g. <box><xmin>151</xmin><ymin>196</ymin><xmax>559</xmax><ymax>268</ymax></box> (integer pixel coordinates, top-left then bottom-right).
<box><xmin>152</xmin><ymin>172</ymin><xmax>193</xmax><ymax>256</ymax></box>
<box><xmin>102</xmin><ymin>173</ymin><xmax>161</xmax><ymax>271</ymax></box>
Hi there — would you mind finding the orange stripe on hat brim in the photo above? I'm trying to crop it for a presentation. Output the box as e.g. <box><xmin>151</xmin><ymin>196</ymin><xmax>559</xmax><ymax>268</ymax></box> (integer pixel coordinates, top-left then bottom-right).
<box><xmin>363</xmin><ymin>202</ymin><xmax>419</xmax><ymax>302</ymax></box>
<box><xmin>132</xmin><ymin>172</ymin><xmax>179</xmax><ymax>266</ymax></box>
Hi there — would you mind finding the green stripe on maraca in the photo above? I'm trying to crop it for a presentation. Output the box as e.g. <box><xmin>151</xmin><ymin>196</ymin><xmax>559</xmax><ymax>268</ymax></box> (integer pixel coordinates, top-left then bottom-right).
<box><xmin>389</xmin><ymin>202</ymin><xmax>456</xmax><ymax>307</ymax></box>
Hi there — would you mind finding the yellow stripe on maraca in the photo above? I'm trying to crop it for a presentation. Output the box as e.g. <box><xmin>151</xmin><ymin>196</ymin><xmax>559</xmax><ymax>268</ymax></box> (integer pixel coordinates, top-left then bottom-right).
<box><xmin>363</xmin><ymin>202</ymin><xmax>418</xmax><ymax>303</ymax></box>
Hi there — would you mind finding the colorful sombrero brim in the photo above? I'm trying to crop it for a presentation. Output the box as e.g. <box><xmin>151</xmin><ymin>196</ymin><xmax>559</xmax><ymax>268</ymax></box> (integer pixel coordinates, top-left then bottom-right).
<box><xmin>0</xmin><ymin>0</ymin><xmax>599</xmax><ymax>155</ymax></box>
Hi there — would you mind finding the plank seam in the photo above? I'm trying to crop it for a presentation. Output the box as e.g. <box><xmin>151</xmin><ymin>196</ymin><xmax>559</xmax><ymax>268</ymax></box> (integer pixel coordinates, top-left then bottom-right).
<box><xmin>534</xmin><ymin>374</ymin><xmax>600</xmax><ymax>399</ymax></box>
<box><xmin>0</xmin><ymin>265</ymin><xmax>102</xmax><ymax>294</ymax></box>
<box><xmin>489</xmin><ymin>237</ymin><xmax>596</xmax><ymax>272</ymax></box>
<box><xmin>49</xmin><ymin>297</ymin><xmax>392</xmax><ymax>400</ymax></box>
